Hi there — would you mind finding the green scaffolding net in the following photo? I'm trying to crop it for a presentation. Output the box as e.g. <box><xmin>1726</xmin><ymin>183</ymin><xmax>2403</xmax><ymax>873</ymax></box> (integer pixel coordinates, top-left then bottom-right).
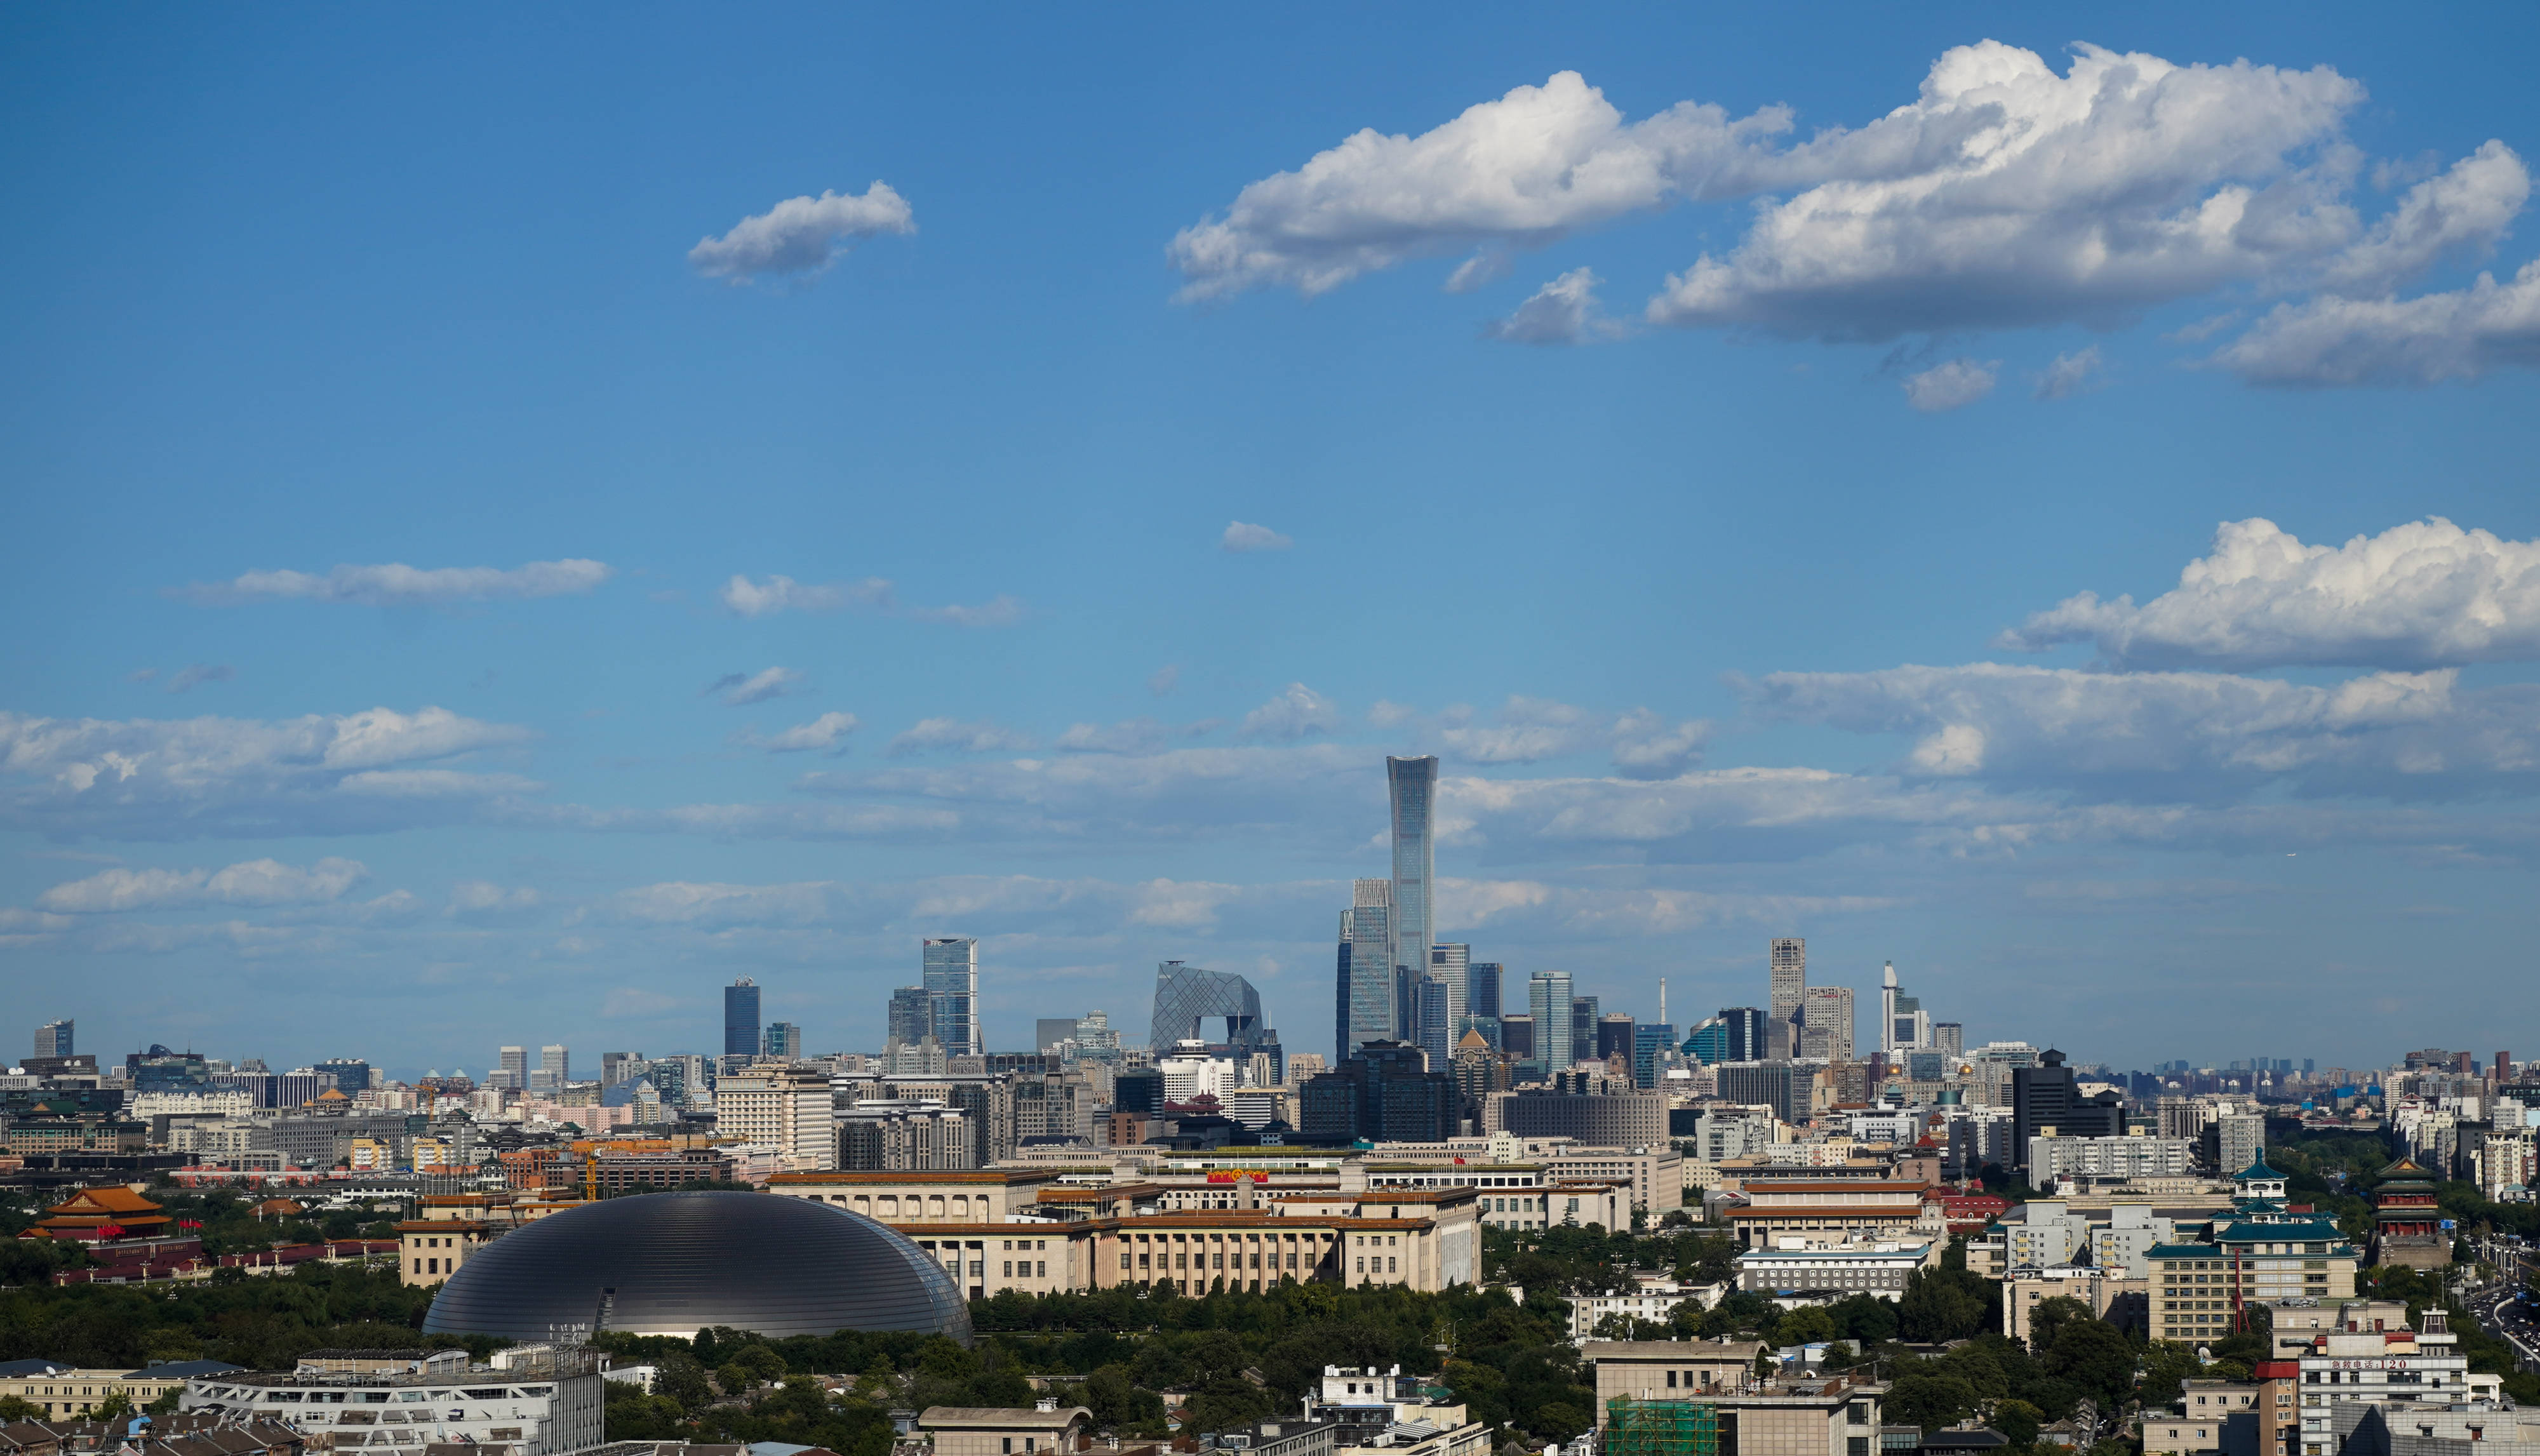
<box><xmin>1605</xmin><ymin>1398</ymin><xmax>1720</xmax><ymax>1456</ymax></box>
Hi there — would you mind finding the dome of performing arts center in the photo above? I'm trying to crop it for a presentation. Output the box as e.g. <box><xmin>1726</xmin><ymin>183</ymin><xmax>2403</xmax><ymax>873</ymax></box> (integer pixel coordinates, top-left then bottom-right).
<box><xmin>421</xmin><ymin>1190</ymin><xmax>973</xmax><ymax>1343</ymax></box>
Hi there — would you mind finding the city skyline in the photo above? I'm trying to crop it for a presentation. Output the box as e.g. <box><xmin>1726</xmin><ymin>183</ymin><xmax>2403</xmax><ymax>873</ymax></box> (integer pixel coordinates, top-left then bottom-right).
<box><xmin>6</xmin><ymin>10</ymin><xmax>2540</xmax><ymax>1073</ymax></box>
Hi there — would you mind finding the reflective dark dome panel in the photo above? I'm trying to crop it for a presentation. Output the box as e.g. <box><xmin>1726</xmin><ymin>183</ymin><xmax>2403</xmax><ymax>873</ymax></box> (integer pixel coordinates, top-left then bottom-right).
<box><xmin>422</xmin><ymin>1190</ymin><xmax>973</xmax><ymax>1343</ymax></box>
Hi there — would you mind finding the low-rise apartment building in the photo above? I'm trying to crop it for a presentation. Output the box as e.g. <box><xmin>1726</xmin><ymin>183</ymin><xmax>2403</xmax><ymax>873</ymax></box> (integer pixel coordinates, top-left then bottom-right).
<box><xmin>2002</xmin><ymin>1266</ymin><xmax>2148</xmax><ymax>1347</ymax></box>
<box><xmin>1589</xmin><ymin>1342</ymin><xmax>1768</xmax><ymax>1408</ymax></box>
<box><xmin>0</xmin><ymin>1360</ymin><xmax>243</xmax><ymax>1418</ymax></box>
<box><xmin>1569</xmin><ymin>1279</ymin><xmax>1728</xmax><ymax>1342</ymax></box>
<box><xmin>1593</xmin><ymin>1365</ymin><xmax>1888</xmax><ymax>1456</ymax></box>
<box><xmin>1736</xmin><ymin>1236</ymin><xmax>1940</xmax><ymax>1304</ymax></box>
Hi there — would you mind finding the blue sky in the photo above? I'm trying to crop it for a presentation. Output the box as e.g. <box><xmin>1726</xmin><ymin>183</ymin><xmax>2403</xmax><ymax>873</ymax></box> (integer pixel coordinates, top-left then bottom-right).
<box><xmin>6</xmin><ymin>4</ymin><xmax>2539</xmax><ymax>1079</ymax></box>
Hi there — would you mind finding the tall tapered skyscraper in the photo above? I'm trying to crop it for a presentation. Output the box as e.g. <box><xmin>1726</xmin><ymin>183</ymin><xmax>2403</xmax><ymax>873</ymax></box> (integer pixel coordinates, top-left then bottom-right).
<box><xmin>1337</xmin><ymin>879</ymin><xmax>1395</xmax><ymax>1059</ymax></box>
<box><xmin>921</xmin><ymin>938</ymin><xmax>982</xmax><ymax>1055</ymax></box>
<box><xmin>1387</xmin><ymin>756</ymin><xmax>1438</xmax><ymax>985</ymax></box>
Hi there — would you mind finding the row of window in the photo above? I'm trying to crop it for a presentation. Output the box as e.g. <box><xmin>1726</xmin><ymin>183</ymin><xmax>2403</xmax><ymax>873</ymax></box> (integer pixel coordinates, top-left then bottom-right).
<box><xmin>1129</xmin><ymin>1251</ymin><xmax>1301</xmax><ymax>1270</ymax></box>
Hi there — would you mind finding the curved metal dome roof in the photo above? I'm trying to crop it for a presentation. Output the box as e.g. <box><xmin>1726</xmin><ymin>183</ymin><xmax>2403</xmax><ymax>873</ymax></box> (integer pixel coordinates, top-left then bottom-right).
<box><xmin>421</xmin><ymin>1191</ymin><xmax>972</xmax><ymax>1343</ymax></box>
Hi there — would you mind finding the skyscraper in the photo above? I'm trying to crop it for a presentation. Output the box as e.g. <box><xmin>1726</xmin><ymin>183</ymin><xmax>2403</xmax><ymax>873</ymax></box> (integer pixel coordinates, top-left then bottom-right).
<box><xmin>1387</xmin><ymin>756</ymin><xmax>1438</xmax><ymax>987</ymax></box>
<box><xmin>496</xmin><ymin>1045</ymin><xmax>526</xmax><ymax>1090</ymax></box>
<box><xmin>1800</xmin><ymin>985</ymin><xmax>1854</xmax><ymax>1061</ymax></box>
<box><xmin>1768</xmin><ymin>938</ymin><xmax>1806</xmax><ymax>1059</ymax></box>
<box><xmin>1932</xmin><ymin>1022</ymin><xmax>1965</xmax><ymax>1057</ymax></box>
<box><xmin>1633</xmin><ymin>1022</ymin><xmax>1673</xmax><ymax>1089</ymax></box>
<box><xmin>1570</xmin><ymin>996</ymin><xmax>1600</xmax><ymax>1065</ymax></box>
<box><xmin>1527</xmin><ymin>970</ymin><xmax>1574</xmax><ymax>1071</ymax></box>
<box><xmin>540</xmin><ymin>1044</ymin><xmax>570</xmax><ymax>1090</ymax></box>
<box><xmin>1683</xmin><ymin>1017</ymin><xmax>1730</xmax><ymax>1065</ymax></box>
<box><xmin>1468</xmin><ymin>961</ymin><xmax>1502</xmax><ymax>1019</ymax></box>
<box><xmin>1337</xmin><ymin>879</ymin><xmax>1396</xmax><ymax>1059</ymax></box>
<box><xmin>1430</xmin><ymin>942</ymin><xmax>1470</xmax><ymax>1038</ymax></box>
<box><xmin>1718</xmin><ymin>1007</ymin><xmax>1767</xmax><ymax>1064</ymax></box>
<box><xmin>34</xmin><ymin>1020</ymin><xmax>72</xmax><ymax>1059</ymax></box>
<box><xmin>723</xmin><ymin>979</ymin><xmax>761</xmax><ymax>1060</ymax></box>
<box><xmin>1149</xmin><ymin>960</ymin><xmax>1274</xmax><ymax>1058</ymax></box>
<box><xmin>921</xmin><ymin>938</ymin><xmax>981</xmax><ymax>1055</ymax></box>
<box><xmin>1597</xmin><ymin>1014</ymin><xmax>1636</xmax><ymax>1065</ymax></box>
<box><xmin>1880</xmin><ymin>961</ymin><xmax>1931</xmax><ymax>1053</ymax></box>
<box><xmin>1499</xmin><ymin>1013</ymin><xmax>1535</xmax><ymax>1062</ymax></box>
<box><xmin>888</xmin><ymin>985</ymin><xmax>932</xmax><ymax>1046</ymax></box>
<box><xmin>763</xmin><ymin>1022</ymin><xmax>803</xmax><ymax>1059</ymax></box>
<box><xmin>1412</xmin><ymin>976</ymin><xmax>1451</xmax><ymax>1067</ymax></box>
<box><xmin>600</xmin><ymin>1051</ymin><xmax>641</xmax><ymax>1088</ymax></box>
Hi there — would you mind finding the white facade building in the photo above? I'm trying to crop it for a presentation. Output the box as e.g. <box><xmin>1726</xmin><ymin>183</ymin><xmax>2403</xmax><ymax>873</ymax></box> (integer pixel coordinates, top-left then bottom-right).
<box><xmin>713</xmin><ymin>1065</ymin><xmax>835</xmax><ymax>1170</ymax></box>
<box><xmin>2027</xmin><ymin>1134</ymin><xmax>2195</xmax><ymax>1183</ymax></box>
<box><xmin>184</xmin><ymin>1347</ymin><xmax>606</xmax><ymax>1456</ymax></box>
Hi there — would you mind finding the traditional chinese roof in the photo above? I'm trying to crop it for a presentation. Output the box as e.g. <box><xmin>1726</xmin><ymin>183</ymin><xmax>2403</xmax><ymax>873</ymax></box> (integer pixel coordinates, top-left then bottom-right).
<box><xmin>43</xmin><ymin>1186</ymin><xmax>164</xmax><ymax>1217</ymax></box>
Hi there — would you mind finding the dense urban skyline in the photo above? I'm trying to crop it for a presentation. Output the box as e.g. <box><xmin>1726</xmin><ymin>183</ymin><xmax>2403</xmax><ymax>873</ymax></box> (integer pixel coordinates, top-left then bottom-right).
<box><xmin>7</xmin><ymin>8</ymin><xmax>2540</xmax><ymax>1074</ymax></box>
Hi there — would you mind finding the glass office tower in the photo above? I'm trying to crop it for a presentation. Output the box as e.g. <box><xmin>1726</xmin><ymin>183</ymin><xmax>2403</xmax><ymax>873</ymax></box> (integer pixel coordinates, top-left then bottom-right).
<box><xmin>1527</xmin><ymin>970</ymin><xmax>1574</xmax><ymax>1072</ymax></box>
<box><xmin>921</xmin><ymin>938</ymin><xmax>981</xmax><ymax>1055</ymax></box>
<box><xmin>1386</xmin><ymin>756</ymin><xmax>1437</xmax><ymax>987</ymax></box>
<box><xmin>723</xmin><ymin>979</ymin><xmax>761</xmax><ymax>1059</ymax></box>
<box><xmin>1428</xmin><ymin>940</ymin><xmax>1468</xmax><ymax>1025</ymax></box>
<box><xmin>1337</xmin><ymin>879</ymin><xmax>1395</xmax><ymax>1060</ymax></box>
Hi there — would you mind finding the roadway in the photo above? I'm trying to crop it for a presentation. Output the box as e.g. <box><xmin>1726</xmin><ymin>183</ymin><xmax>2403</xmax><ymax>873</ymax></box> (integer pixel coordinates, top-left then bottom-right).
<box><xmin>2463</xmin><ymin>1276</ymin><xmax>2540</xmax><ymax>1371</ymax></box>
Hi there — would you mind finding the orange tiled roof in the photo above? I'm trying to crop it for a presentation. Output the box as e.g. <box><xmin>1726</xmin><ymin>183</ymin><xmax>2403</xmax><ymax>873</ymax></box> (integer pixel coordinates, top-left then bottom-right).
<box><xmin>44</xmin><ymin>1186</ymin><xmax>165</xmax><ymax>1217</ymax></box>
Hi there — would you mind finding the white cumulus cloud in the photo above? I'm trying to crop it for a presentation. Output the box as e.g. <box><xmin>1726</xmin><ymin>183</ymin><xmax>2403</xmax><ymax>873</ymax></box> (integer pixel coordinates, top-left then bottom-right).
<box><xmin>2212</xmin><ymin>258</ymin><xmax>2540</xmax><ymax>386</ymax></box>
<box><xmin>2309</xmin><ymin>140</ymin><xmax>2530</xmax><ymax>297</ymax></box>
<box><xmin>1902</xmin><ymin>357</ymin><xmax>1998</xmax><ymax>411</ymax></box>
<box><xmin>1647</xmin><ymin>42</ymin><xmax>2370</xmax><ymax>339</ymax></box>
<box><xmin>1238</xmin><ymin>684</ymin><xmax>1340</xmax><ymax>742</ymax></box>
<box><xmin>39</xmin><ymin>857</ymin><xmax>369</xmax><ymax>912</ymax></box>
<box><xmin>1742</xmin><ymin>659</ymin><xmax>2540</xmax><ymax>798</ymax></box>
<box><xmin>1168</xmin><ymin>70</ymin><xmax>1798</xmax><ymax>300</ymax></box>
<box><xmin>181</xmin><ymin>559</ymin><xmax>611</xmax><ymax>606</ymax></box>
<box><xmin>1484</xmin><ymin>268</ymin><xmax>1626</xmax><ymax>345</ymax></box>
<box><xmin>688</xmin><ymin>184</ymin><xmax>915</xmax><ymax>283</ymax></box>
<box><xmin>2000</xmin><ymin>516</ymin><xmax>2540</xmax><ymax>670</ymax></box>
<box><xmin>1222</xmin><ymin>521</ymin><xmax>1294</xmax><ymax>553</ymax></box>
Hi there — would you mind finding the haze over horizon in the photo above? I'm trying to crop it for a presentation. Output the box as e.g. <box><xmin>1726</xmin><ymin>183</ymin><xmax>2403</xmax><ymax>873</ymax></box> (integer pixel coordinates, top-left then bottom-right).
<box><xmin>6</xmin><ymin>4</ymin><xmax>2540</xmax><ymax>1075</ymax></box>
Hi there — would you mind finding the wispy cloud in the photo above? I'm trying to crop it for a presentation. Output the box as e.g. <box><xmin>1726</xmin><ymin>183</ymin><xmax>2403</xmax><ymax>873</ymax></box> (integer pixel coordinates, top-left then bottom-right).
<box><xmin>1222</xmin><ymin>522</ymin><xmax>1293</xmax><ymax>553</ymax></box>
<box><xmin>888</xmin><ymin>718</ymin><xmax>1036</xmax><ymax>756</ymax></box>
<box><xmin>180</xmin><ymin>560</ymin><xmax>610</xmax><ymax>606</ymax></box>
<box><xmin>40</xmin><ymin>857</ymin><xmax>370</xmax><ymax>912</ymax></box>
<box><xmin>719</xmin><ymin>574</ymin><xmax>894</xmax><ymax>617</ymax></box>
<box><xmin>907</xmin><ymin>595</ymin><xmax>1028</xmax><ymax>628</ymax></box>
<box><xmin>741</xmin><ymin>711</ymin><xmax>860</xmax><ymax>755</ymax></box>
<box><xmin>2033</xmin><ymin>346</ymin><xmax>2106</xmax><ymax>400</ymax></box>
<box><xmin>704</xmin><ymin>667</ymin><xmax>804</xmax><ymax>706</ymax></box>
